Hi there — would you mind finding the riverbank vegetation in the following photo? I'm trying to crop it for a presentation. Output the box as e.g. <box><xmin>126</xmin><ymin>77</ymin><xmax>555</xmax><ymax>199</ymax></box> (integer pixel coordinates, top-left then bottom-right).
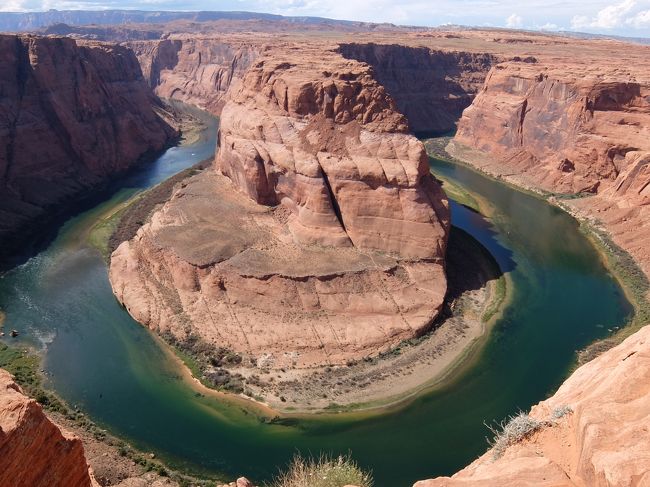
<box><xmin>576</xmin><ymin>225</ymin><xmax>650</xmax><ymax>364</ymax></box>
<box><xmin>424</xmin><ymin>135</ymin><xmax>649</xmax><ymax>368</ymax></box>
<box><xmin>88</xmin><ymin>158</ymin><xmax>213</xmax><ymax>260</ymax></box>
<box><xmin>0</xmin><ymin>342</ymin><xmax>224</xmax><ymax>486</ymax></box>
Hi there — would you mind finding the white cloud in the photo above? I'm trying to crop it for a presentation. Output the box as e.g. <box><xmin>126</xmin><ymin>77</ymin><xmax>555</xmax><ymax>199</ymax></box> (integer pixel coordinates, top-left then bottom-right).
<box><xmin>571</xmin><ymin>0</ymin><xmax>639</xmax><ymax>29</ymax></box>
<box><xmin>2</xmin><ymin>0</ymin><xmax>650</xmax><ymax>36</ymax></box>
<box><xmin>627</xmin><ymin>8</ymin><xmax>650</xmax><ymax>26</ymax></box>
<box><xmin>505</xmin><ymin>12</ymin><xmax>523</xmax><ymax>27</ymax></box>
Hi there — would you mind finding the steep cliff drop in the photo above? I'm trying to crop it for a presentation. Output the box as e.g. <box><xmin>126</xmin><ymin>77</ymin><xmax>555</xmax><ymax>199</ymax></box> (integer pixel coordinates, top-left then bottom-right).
<box><xmin>338</xmin><ymin>43</ymin><xmax>497</xmax><ymax>134</ymax></box>
<box><xmin>415</xmin><ymin>324</ymin><xmax>650</xmax><ymax>487</ymax></box>
<box><xmin>0</xmin><ymin>368</ymin><xmax>99</xmax><ymax>487</ymax></box>
<box><xmin>109</xmin><ymin>45</ymin><xmax>450</xmax><ymax>374</ymax></box>
<box><xmin>0</xmin><ymin>34</ymin><xmax>178</xmax><ymax>267</ymax></box>
<box><xmin>449</xmin><ymin>60</ymin><xmax>650</xmax><ymax>281</ymax></box>
<box><xmin>128</xmin><ymin>38</ymin><xmax>258</xmax><ymax>115</ymax></box>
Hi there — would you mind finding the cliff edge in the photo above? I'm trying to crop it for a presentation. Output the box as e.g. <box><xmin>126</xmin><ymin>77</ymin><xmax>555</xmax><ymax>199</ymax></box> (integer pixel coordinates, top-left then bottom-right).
<box><xmin>0</xmin><ymin>34</ymin><xmax>178</xmax><ymax>265</ymax></box>
<box><xmin>0</xmin><ymin>368</ymin><xmax>99</xmax><ymax>487</ymax></box>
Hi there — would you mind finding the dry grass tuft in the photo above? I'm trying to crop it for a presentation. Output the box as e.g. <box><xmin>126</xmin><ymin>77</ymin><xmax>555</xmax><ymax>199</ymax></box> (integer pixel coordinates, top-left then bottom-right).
<box><xmin>267</xmin><ymin>454</ymin><xmax>373</xmax><ymax>487</ymax></box>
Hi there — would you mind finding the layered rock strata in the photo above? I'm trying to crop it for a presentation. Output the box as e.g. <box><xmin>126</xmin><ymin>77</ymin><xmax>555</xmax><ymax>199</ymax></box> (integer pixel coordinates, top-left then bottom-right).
<box><xmin>129</xmin><ymin>38</ymin><xmax>258</xmax><ymax>114</ymax></box>
<box><xmin>451</xmin><ymin>61</ymin><xmax>650</xmax><ymax>278</ymax></box>
<box><xmin>110</xmin><ymin>47</ymin><xmax>450</xmax><ymax>369</ymax></box>
<box><xmin>415</xmin><ymin>324</ymin><xmax>650</xmax><ymax>487</ymax></box>
<box><xmin>0</xmin><ymin>34</ymin><xmax>177</xmax><ymax>263</ymax></box>
<box><xmin>0</xmin><ymin>369</ymin><xmax>99</xmax><ymax>487</ymax></box>
<box><xmin>339</xmin><ymin>43</ymin><xmax>497</xmax><ymax>133</ymax></box>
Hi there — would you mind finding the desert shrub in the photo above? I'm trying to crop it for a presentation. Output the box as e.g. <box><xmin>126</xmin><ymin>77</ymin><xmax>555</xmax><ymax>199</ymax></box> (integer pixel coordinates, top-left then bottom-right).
<box><xmin>268</xmin><ymin>454</ymin><xmax>372</xmax><ymax>487</ymax></box>
<box><xmin>486</xmin><ymin>412</ymin><xmax>547</xmax><ymax>459</ymax></box>
<box><xmin>551</xmin><ymin>404</ymin><xmax>573</xmax><ymax>420</ymax></box>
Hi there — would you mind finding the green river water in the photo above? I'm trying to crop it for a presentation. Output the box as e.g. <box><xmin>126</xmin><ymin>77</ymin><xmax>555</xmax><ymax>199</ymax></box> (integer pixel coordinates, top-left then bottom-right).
<box><xmin>0</xmin><ymin>111</ymin><xmax>632</xmax><ymax>486</ymax></box>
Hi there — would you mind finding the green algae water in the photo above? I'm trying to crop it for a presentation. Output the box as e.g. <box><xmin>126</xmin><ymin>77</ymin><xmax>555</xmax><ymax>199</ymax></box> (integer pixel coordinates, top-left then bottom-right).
<box><xmin>0</xmin><ymin>123</ymin><xmax>632</xmax><ymax>485</ymax></box>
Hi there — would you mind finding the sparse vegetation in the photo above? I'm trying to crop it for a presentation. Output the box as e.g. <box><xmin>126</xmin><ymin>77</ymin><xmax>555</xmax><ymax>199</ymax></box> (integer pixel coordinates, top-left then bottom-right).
<box><xmin>0</xmin><ymin>342</ymin><xmax>218</xmax><ymax>486</ymax></box>
<box><xmin>160</xmin><ymin>331</ymin><xmax>247</xmax><ymax>394</ymax></box>
<box><xmin>486</xmin><ymin>405</ymin><xmax>573</xmax><ymax>460</ymax></box>
<box><xmin>88</xmin><ymin>158</ymin><xmax>212</xmax><ymax>260</ymax></box>
<box><xmin>0</xmin><ymin>343</ymin><xmax>68</xmax><ymax>415</ymax></box>
<box><xmin>551</xmin><ymin>404</ymin><xmax>573</xmax><ymax>420</ymax></box>
<box><xmin>576</xmin><ymin>224</ymin><xmax>650</xmax><ymax>365</ymax></box>
<box><xmin>267</xmin><ymin>454</ymin><xmax>373</xmax><ymax>487</ymax></box>
<box><xmin>486</xmin><ymin>412</ymin><xmax>547</xmax><ymax>460</ymax></box>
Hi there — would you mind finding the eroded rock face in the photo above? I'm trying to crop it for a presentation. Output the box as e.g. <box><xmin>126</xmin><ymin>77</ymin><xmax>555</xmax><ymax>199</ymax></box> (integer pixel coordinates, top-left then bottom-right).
<box><xmin>0</xmin><ymin>369</ymin><xmax>99</xmax><ymax>487</ymax></box>
<box><xmin>339</xmin><ymin>43</ymin><xmax>497</xmax><ymax>133</ymax></box>
<box><xmin>0</xmin><ymin>34</ymin><xmax>177</xmax><ymax>264</ymax></box>
<box><xmin>456</xmin><ymin>63</ymin><xmax>650</xmax><ymax>195</ymax></box>
<box><xmin>452</xmin><ymin>61</ymin><xmax>650</xmax><ymax>281</ymax></box>
<box><xmin>216</xmin><ymin>49</ymin><xmax>449</xmax><ymax>259</ymax></box>
<box><xmin>415</xmin><ymin>324</ymin><xmax>650</xmax><ymax>487</ymax></box>
<box><xmin>110</xmin><ymin>47</ymin><xmax>450</xmax><ymax>369</ymax></box>
<box><xmin>129</xmin><ymin>38</ymin><xmax>258</xmax><ymax>114</ymax></box>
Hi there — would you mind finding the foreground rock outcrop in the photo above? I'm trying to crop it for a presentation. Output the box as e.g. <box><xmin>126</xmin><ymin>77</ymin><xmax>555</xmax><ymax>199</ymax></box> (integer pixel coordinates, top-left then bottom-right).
<box><xmin>0</xmin><ymin>369</ymin><xmax>98</xmax><ymax>487</ymax></box>
<box><xmin>110</xmin><ymin>45</ymin><xmax>450</xmax><ymax>370</ymax></box>
<box><xmin>0</xmin><ymin>34</ymin><xmax>177</xmax><ymax>265</ymax></box>
<box><xmin>416</xmin><ymin>324</ymin><xmax>650</xmax><ymax>486</ymax></box>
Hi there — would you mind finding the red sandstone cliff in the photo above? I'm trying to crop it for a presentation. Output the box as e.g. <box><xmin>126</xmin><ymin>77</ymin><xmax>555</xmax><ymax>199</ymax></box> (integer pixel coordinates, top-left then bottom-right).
<box><xmin>416</xmin><ymin>324</ymin><xmax>650</xmax><ymax>487</ymax></box>
<box><xmin>0</xmin><ymin>34</ymin><xmax>177</xmax><ymax>264</ymax></box>
<box><xmin>451</xmin><ymin>60</ymin><xmax>650</xmax><ymax>281</ymax></box>
<box><xmin>110</xmin><ymin>45</ymin><xmax>450</xmax><ymax>373</ymax></box>
<box><xmin>128</xmin><ymin>38</ymin><xmax>258</xmax><ymax>114</ymax></box>
<box><xmin>339</xmin><ymin>43</ymin><xmax>497</xmax><ymax>134</ymax></box>
<box><xmin>0</xmin><ymin>368</ymin><xmax>99</xmax><ymax>487</ymax></box>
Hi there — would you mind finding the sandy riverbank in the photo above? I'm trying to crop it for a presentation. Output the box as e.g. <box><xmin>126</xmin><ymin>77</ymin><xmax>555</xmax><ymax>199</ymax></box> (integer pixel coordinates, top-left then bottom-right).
<box><xmin>134</xmin><ymin>222</ymin><xmax>509</xmax><ymax>416</ymax></box>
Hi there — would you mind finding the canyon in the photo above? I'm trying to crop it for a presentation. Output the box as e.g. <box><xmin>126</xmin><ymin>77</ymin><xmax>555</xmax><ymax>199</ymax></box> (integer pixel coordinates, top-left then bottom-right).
<box><xmin>0</xmin><ymin>13</ymin><xmax>649</xmax><ymax>487</ymax></box>
<box><xmin>0</xmin><ymin>34</ymin><xmax>177</xmax><ymax>267</ymax></box>
<box><xmin>108</xmin><ymin>23</ymin><xmax>650</xmax><ymax>485</ymax></box>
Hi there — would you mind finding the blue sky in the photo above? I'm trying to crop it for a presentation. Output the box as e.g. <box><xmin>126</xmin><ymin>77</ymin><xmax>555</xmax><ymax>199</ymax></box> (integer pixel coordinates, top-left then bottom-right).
<box><xmin>3</xmin><ymin>0</ymin><xmax>650</xmax><ymax>37</ymax></box>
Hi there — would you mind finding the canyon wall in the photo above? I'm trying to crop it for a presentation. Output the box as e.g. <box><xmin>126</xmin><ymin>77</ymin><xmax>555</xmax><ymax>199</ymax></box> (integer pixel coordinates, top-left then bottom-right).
<box><xmin>0</xmin><ymin>369</ymin><xmax>99</xmax><ymax>487</ymax></box>
<box><xmin>0</xmin><ymin>34</ymin><xmax>177</xmax><ymax>264</ymax></box>
<box><xmin>110</xmin><ymin>45</ymin><xmax>450</xmax><ymax>371</ymax></box>
<box><xmin>128</xmin><ymin>38</ymin><xmax>259</xmax><ymax>114</ymax></box>
<box><xmin>416</xmin><ymin>323</ymin><xmax>650</xmax><ymax>487</ymax></box>
<box><xmin>339</xmin><ymin>43</ymin><xmax>497</xmax><ymax>134</ymax></box>
<box><xmin>451</xmin><ymin>60</ymin><xmax>650</xmax><ymax>280</ymax></box>
<box><xmin>455</xmin><ymin>62</ymin><xmax>650</xmax><ymax>195</ymax></box>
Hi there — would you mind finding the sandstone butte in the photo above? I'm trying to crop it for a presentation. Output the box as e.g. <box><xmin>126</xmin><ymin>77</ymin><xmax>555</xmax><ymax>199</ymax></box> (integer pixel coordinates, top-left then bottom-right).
<box><xmin>0</xmin><ymin>368</ymin><xmax>99</xmax><ymax>487</ymax></box>
<box><xmin>0</xmin><ymin>34</ymin><xmax>177</xmax><ymax>266</ymax></box>
<box><xmin>109</xmin><ymin>43</ymin><xmax>451</xmax><ymax>369</ymax></box>
<box><xmin>121</xmin><ymin>27</ymin><xmax>650</xmax><ymax>283</ymax></box>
